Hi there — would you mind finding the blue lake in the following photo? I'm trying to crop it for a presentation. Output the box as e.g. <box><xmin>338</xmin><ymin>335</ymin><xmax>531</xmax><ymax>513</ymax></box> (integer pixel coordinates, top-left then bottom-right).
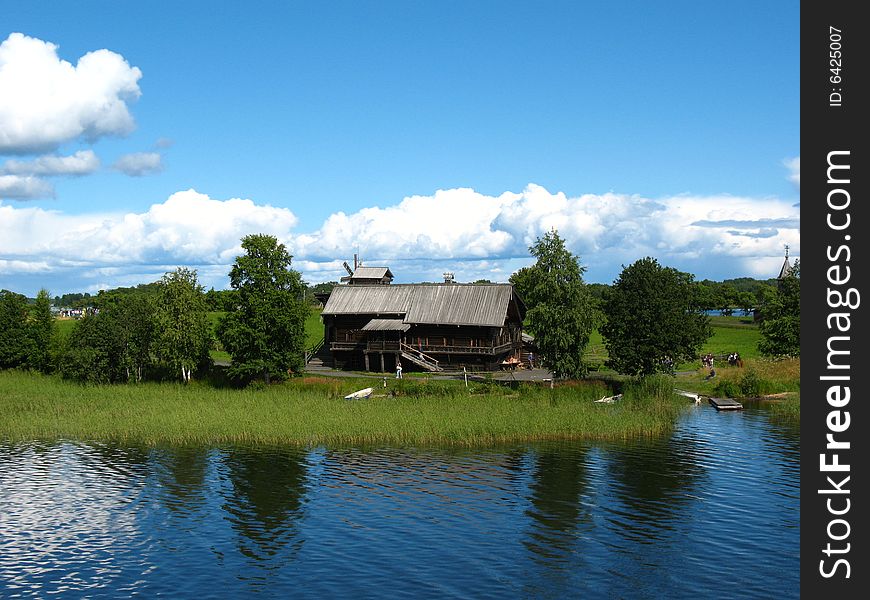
<box><xmin>0</xmin><ymin>402</ymin><xmax>799</xmax><ymax>598</ymax></box>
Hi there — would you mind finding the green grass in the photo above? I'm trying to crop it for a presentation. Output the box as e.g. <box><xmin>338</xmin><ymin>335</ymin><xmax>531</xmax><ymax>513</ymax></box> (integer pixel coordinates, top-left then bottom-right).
<box><xmin>305</xmin><ymin>308</ymin><xmax>323</xmax><ymax>348</ymax></box>
<box><xmin>0</xmin><ymin>371</ymin><xmax>686</xmax><ymax>446</ymax></box>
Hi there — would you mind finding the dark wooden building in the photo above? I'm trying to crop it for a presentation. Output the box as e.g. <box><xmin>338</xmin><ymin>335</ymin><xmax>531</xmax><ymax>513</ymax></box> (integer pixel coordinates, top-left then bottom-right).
<box><xmin>321</xmin><ymin>283</ymin><xmax>526</xmax><ymax>372</ymax></box>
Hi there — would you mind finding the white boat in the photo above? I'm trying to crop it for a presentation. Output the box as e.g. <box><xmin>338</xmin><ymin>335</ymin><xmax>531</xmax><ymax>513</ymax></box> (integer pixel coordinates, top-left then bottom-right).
<box><xmin>675</xmin><ymin>389</ymin><xmax>702</xmax><ymax>404</ymax></box>
<box><xmin>344</xmin><ymin>387</ymin><xmax>374</xmax><ymax>400</ymax></box>
<box><xmin>594</xmin><ymin>393</ymin><xmax>622</xmax><ymax>404</ymax></box>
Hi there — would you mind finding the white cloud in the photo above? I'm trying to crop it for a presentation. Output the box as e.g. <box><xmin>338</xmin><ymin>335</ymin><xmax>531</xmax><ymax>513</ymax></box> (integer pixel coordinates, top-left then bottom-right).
<box><xmin>784</xmin><ymin>156</ymin><xmax>800</xmax><ymax>188</ymax></box>
<box><xmin>0</xmin><ymin>174</ymin><xmax>54</xmax><ymax>199</ymax></box>
<box><xmin>0</xmin><ymin>189</ymin><xmax>297</xmax><ymax>271</ymax></box>
<box><xmin>113</xmin><ymin>152</ymin><xmax>163</xmax><ymax>176</ymax></box>
<box><xmin>0</xmin><ymin>184</ymin><xmax>799</xmax><ymax>295</ymax></box>
<box><xmin>1</xmin><ymin>150</ymin><xmax>100</xmax><ymax>176</ymax></box>
<box><xmin>0</xmin><ymin>33</ymin><xmax>142</xmax><ymax>154</ymax></box>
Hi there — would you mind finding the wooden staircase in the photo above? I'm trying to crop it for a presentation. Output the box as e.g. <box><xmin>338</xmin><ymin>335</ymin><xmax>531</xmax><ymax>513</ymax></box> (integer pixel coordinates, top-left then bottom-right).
<box><xmin>305</xmin><ymin>339</ymin><xmax>333</xmax><ymax>370</ymax></box>
<box><xmin>399</xmin><ymin>343</ymin><xmax>442</xmax><ymax>372</ymax></box>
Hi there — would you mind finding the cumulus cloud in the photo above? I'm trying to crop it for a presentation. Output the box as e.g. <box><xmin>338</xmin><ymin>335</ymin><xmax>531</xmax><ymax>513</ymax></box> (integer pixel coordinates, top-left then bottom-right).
<box><xmin>0</xmin><ymin>175</ymin><xmax>54</xmax><ymax>199</ymax></box>
<box><xmin>784</xmin><ymin>156</ymin><xmax>800</xmax><ymax>188</ymax></box>
<box><xmin>1</xmin><ymin>150</ymin><xmax>100</xmax><ymax>176</ymax></box>
<box><xmin>112</xmin><ymin>152</ymin><xmax>163</xmax><ymax>176</ymax></box>
<box><xmin>0</xmin><ymin>189</ymin><xmax>297</xmax><ymax>275</ymax></box>
<box><xmin>0</xmin><ymin>32</ymin><xmax>142</xmax><ymax>154</ymax></box>
<box><xmin>0</xmin><ymin>184</ymin><xmax>800</xmax><ymax>294</ymax></box>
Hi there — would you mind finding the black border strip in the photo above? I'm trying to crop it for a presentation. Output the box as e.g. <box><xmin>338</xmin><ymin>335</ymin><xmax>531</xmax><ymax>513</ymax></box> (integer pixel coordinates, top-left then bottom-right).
<box><xmin>802</xmin><ymin>1</ymin><xmax>867</xmax><ymax>595</ymax></box>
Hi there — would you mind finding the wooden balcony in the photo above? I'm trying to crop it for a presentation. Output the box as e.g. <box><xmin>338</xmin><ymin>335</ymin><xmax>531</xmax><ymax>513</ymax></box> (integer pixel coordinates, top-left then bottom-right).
<box><xmin>332</xmin><ymin>340</ymin><xmax>516</xmax><ymax>356</ymax></box>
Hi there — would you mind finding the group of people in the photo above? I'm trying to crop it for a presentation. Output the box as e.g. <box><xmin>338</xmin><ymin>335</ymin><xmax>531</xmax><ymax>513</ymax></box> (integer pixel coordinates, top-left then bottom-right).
<box><xmin>701</xmin><ymin>351</ymin><xmax>744</xmax><ymax>379</ymax></box>
<box><xmin>727</xmin><ymin>352</ymin><xmax>744</xmax><ymax>367</ymax></box>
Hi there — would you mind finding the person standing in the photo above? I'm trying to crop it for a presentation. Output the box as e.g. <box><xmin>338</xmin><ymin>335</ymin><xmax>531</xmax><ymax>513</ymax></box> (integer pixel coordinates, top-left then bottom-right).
<box><xmin>396</xmin><ymin>361</ymin><xmax>403</xmax><ymax>379</ymax></box>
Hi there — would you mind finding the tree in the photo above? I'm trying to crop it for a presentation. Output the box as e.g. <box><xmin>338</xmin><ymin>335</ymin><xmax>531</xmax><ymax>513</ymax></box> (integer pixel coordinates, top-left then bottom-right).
<box><xmin>601</xmin><ymin>257</ymin><xmax>712</xmax><ymax>377</ymax></box>
<box><xmin>509</xmin><ymin>230</ymin><xmax>596</xmax><ymax>378</ymax></box>
<box><xmin>59</xmin><ymin>293</ymin><xmax>158</xmax><ymax>383</ymax></box>
<box><xmin>758</xmin><ymin>259</ymin><xmax>800</xmax><ymax>356</ymax></box>
<box><xmin>155</xmin><ymin>268</ymin><xmax>212</xmax><ymax>383</ymax></box>
<box><xmin>60</xmin><ymin>311</ymin><xmax>125</xmax><ymax>383</ymax></box>
<box><xmin>113</xmin><ymin>293</ymin><xmax>157</xmax><ymax>381</ymax></box>
<box><xmin>27</xmin><ymin>289</ymin><xmax>55</xmax><ymax>372</ymax></box>
<box><xmin>0</xmin><ymin>290</ymin><xmax>33</xmax><ymax>369</ymax></box>
<box><xmin>217</xmin><ymin>234</ymin><xmax>309</xmax><ymax>384</ymax></box>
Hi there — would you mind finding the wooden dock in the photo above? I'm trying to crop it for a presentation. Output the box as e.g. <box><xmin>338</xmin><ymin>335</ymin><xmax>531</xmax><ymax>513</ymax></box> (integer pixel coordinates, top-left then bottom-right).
<box><xmin>708</xmin><ymin>397</ymin><xmax>743</xmax><ymax>411</ymax></box>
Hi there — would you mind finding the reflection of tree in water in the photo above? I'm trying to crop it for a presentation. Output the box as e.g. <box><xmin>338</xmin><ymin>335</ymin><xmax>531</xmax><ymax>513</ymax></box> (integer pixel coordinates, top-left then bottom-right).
<box><xmin>523</xmin><ymin>444</ymin><xmax>592</xmax><ymax>564</ymax></box>
<box><xmin>604</xmin><ymin>434</ymin><xmax>705</xmax><ymax>530</ymax></box>
<box><xmin>222</xmin><ymin>446</ymin><xmax>309</xmax><ymax>563</ymax></box>
<box><xmin>153</xmin><ymin>446</ymin><xmax>210</xmax><ymax>512</ymax></box>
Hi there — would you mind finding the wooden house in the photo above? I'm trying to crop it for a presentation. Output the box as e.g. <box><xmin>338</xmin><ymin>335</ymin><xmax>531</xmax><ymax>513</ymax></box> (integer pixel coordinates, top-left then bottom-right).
<box><xmin>321</xmin><ymin>283</ymin><xmax>526</xmax><ymax>372</ymax></box>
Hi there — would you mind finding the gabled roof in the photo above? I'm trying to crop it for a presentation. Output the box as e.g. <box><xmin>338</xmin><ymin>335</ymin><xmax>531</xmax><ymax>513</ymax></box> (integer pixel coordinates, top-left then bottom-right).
<box><xmin>322</xmin><ymin>283</ymin><xmax>521</xmax><ymax>327</ymax></box>
<box><xmin>351</xmin><ymin>266</ymin><xmax>393</xmax><ymax>279</ymax></box>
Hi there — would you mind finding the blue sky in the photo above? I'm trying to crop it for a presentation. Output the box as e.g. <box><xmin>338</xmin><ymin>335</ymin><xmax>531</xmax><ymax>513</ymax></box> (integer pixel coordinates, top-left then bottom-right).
<box><xmin>1</xmin><ymin>1</ymin><xmax>799</xmax><ymax>296</ymax></box>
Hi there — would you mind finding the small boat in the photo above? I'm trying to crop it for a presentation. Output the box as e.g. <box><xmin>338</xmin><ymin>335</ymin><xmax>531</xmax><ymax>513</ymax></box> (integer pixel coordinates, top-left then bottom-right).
<box><xmin>594</xmin><ymin>393</ymin><xmax>622</xmax><ymax>404</ymax></box>
<box><xmin>344</xmin><ymin>387</ymin><xmax>374</xmax><ymax>400</ymax></box>
<box><xmin>675</xmin><ymin>389</ymin><xmax>702</xmax><ymax>404</ymax></box>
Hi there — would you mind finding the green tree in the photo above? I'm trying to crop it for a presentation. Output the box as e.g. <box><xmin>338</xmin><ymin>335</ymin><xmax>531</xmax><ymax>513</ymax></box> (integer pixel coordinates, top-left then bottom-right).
<box><xmin>27</xmin><ymin>289</ymin><xmax>55</xmax><ymax>372</ymax></box>
<box><xmin>113</xmin><ymin>293</ymin><xmax>157</xmax><ymax>381</ymax></box>
<box><xmin>155</xmin><ymin>268</ymin><xmax>212</xmax><ymax>383</ymax></box>
<box><xmin>758</xmin><ymin>260</ymin><xmax>800</xmax><ymax>356</ymax></box>
<box><xmin>509</xmin><ymin>230</ymin><xmax>596</xmax><ymax>378</ymax></box>
<box><xmin>217</xmin><ymin>234</ymin><xmax>309</xmax><ymax>384</ymax></box>
<box><xmin>601</xmin><ymin>257</ymin><xmax>712</xmax><ymax>377</ymax></box>
<box><xmin>60</xmin><ymin>312</ymin><xmax>125</xmax><ymax>383</ymax></box>
<box><xmin>0</xmin><ymin>290</ymin><xmax>34</xmax><ymax>369</ymax></box>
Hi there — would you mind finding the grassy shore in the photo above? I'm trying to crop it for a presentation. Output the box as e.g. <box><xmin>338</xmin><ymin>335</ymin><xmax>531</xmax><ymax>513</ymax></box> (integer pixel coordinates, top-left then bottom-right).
<box><xmin>0</xmin><ymin>371</ymin><xmax>686</xmax><ymax>446</ymax></box>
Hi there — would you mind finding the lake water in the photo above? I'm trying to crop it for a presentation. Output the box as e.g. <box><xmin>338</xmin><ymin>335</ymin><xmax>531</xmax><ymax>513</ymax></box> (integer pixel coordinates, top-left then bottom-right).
<box><xmin>0</xmin><ymin>402</ymin><xmax>799</xmax><ymax>598</ymax></box>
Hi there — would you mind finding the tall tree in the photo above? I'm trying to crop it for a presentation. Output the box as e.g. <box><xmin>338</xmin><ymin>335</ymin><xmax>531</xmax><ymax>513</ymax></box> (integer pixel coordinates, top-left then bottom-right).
<box><xmin>155</xmin><ymin>268</ymin><xmax>212</xmax><ymax>383</ymax></box>
<box><xmin>218</xmin><ymin>234</ymin><xmax>309</xmax><ymax>384</ymax></box>
<box><xmin>510</xmin><ymin>230</ymin><xmax>596</xmax><ymax>379</ymax></box>
<box><xmin>758</xmin><ymin>259</ymin><xmax>800</xmax><ymax>356</ymax></box>
<box><xmin>0</xmin><ymin>290</ymin><xmax>33</xmax><ymax>369</ymax></box>
<box><xmin>27</xmin><ymin>289</ymin><xmax>55</xmax><ymax>372</ymax></box>
<box><xmin>601</xmin><ymin>257</ymin><xmax>712</xmax><ymax>377</ymax></box>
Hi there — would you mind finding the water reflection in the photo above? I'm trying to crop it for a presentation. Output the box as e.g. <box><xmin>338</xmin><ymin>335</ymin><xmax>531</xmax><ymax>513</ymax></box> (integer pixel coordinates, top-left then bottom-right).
<box><xmin>221</xmin><ymin>446</ymin><xmax>308</xmax><ymax>563</ymax></box>
<box><xmin>152</xmin><ymin>445</ymin><xmax>210</xmax><ymax>512</ymax></box>
<box><xmin>524</xmin><ymin>445</ymin><xmax>592</xmax><ymax>560</ymax></box>
<box><xmin>0</xmin><ymin>405</ymin><xmax>800</xmax><ymax>598</ymax></box>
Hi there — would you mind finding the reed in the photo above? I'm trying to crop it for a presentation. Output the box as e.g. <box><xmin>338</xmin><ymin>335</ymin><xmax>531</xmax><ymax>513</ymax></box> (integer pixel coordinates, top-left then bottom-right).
<box><xmin>0</xmin><ymin>370</ymin><xmax>684</xmax><ymax>446</ymax></box>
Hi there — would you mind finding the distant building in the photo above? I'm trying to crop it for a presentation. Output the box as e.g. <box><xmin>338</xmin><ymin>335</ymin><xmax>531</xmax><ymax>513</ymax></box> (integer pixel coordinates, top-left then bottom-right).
<box><xmin>341</xmin><ymin>266</ymin><xmax>394</xmax><ymax>286</ymax></box>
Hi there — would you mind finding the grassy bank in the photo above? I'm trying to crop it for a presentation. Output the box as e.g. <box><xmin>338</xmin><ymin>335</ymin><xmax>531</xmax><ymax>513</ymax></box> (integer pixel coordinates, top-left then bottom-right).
<box><xmin>674</xmin><ymin>356</ymin><xmax>800</xmax><ymax>423</ymax></box>
<box><xmin>0</xmin><ymin>371</ymin><xmax>686</xmax><ymax>446</ymax></box>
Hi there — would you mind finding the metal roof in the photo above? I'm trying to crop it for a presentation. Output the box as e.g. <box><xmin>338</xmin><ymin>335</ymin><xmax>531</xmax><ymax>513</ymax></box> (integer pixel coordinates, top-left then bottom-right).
<box><xmin>322</xmin><ymin>284</ymin><xmax>515</xmax><ymax>327</ymax></box>
<box><xmin>362</xmin><ymin>319</ymin><xmax>411</xmax><ymax>332</ymax></box>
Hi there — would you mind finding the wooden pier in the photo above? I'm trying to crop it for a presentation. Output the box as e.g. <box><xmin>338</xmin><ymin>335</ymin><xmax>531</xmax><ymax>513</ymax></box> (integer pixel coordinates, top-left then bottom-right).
<box><xmin>708</xmin><ymin>397</ymin><xmax>743</xmax><ymax>411</ymax></box>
